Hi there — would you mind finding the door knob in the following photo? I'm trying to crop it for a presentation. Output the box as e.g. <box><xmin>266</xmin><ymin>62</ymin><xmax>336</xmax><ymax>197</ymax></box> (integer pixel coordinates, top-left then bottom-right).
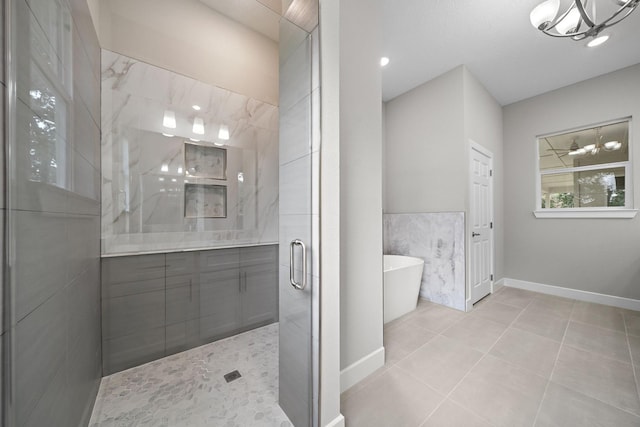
<box><xmin>472</xmin><ymin>232</ymin><xmax>480</xmax><ymax>237</ymax></box>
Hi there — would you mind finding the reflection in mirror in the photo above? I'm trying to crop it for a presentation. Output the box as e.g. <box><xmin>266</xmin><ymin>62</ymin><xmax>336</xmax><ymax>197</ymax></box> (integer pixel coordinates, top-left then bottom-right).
<box><xmin>538</xmin><ymin>119</ymin><xmax>630</xmax><ymax>209</ymax></box>
<box><xmin>101</xmin><ymin>50</ymin><xmax>278</xmax><ymax>254</ymax></box>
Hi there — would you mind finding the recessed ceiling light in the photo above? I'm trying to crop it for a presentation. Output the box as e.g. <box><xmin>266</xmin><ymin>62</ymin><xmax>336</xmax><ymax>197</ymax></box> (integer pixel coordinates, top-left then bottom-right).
<box><xmin>380</xmin><ymin>57</ymin><xmax>390</xmax><ymax>67</ymax></box>
<box><xmin>587</xmin><ymin>34</ymin><xmax>609</xmax><ymax>47</ymax></box>
<box><xmin>192</xmin><ymin>105</ymin><xmax>201</xmax><ymax>111</ymax></box>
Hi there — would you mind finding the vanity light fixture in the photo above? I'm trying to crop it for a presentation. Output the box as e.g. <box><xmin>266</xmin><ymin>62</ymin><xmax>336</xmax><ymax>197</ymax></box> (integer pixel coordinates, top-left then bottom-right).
<box><xmin>161</xmin><ymin>164</ymin><xmax>169</xmax><ymax>172</ymax></box>
<box><xmin>193</xmin><ymin>117</ymin><xmax>205</xmax><ymax>135</ymax></box>
<box><xmin>178</xmin><ymin>167</ymin><xmax>183</xmax><ymax>174</ymax></box>
<box><xmin>530</xmin><ymin>0</ymin><xmax>638</xmax><ymax>45</ymax></box>
<box><xmin>192</xmin><ymin>105</ymin><xmax>201</xmax><ymax>111</ymax></box>
<box><xmin>163</xmin><ymin>110</ymin><xmax>176</xmax><ymax>129</ymax></box>
<box><xmin>218</xmin><ymin>124</ymin><xmax>230</xmax><ymax>140</ymax></box>
<box><xmin>380</xmin><ymin>57</ymin><xmax>390</xmax><ymax>67</ymax></box>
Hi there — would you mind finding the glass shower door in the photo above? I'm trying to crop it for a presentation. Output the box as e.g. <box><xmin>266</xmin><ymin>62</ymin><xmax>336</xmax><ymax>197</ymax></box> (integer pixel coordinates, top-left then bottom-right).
<box><xmin>278</xmin><ymin>11</ymin><xmax>319</xmax><ymax>427</ymax></box>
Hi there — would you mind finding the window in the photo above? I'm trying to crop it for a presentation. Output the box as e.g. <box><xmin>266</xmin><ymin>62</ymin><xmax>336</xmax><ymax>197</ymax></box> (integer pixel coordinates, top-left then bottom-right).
<box><xmin>535</xmin><ymin>118</ymin><xmax>636</xmax><ymax>218</ymax></box>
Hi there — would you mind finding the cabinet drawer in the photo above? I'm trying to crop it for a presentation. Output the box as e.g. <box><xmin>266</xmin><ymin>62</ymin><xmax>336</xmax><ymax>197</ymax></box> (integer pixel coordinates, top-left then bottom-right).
<box><xmin>199</xmin><ymin>248</ymin><xmax>240</xmax><ymax>272</ymax></box>
<box><xmin>240</xmin><ymin>245</ymin><xmax>277</xmax><ymax>267</ymax></box>
<box><xmin>166</xmin><ymin>252</ymin><xmax>197</xmax><ymax>277</ymax></box>
<box><xmin>102</xmin><ymin>254</ymin><xmax>165</xmax><ymax>284</ymax></box>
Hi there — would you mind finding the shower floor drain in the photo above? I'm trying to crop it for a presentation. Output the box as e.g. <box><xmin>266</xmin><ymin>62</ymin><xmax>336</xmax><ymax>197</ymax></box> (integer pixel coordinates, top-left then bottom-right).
<box><xmin>224</xmin><ymin>370</ymin><xmax>242</xmax><ymax>383</ymax></box>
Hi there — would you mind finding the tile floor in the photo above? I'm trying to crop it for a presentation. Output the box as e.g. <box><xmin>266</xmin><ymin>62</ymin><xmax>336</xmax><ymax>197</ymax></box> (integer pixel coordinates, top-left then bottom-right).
<box><xmin>341</xmin><ymin>286</ymin><xmax>640</xmax><ymax>427</ymax></box>
<box><xmin>89</xmin><ymin>323</ymin><xmax>292</xmax><ymax>427</ymax></box>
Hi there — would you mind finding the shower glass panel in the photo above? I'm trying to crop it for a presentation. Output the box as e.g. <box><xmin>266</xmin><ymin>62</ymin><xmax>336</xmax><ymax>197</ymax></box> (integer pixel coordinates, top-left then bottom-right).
<box><xmin>278</xmin><ymin>10</ymin><xmax>319</xmax><ymax>427</ymax></box>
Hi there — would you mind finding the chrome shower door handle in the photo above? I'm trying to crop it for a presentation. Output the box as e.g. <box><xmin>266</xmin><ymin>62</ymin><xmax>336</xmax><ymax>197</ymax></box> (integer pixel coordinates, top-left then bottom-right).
<box><xmin>289</xmin><ymin>239</ymin><xmax>307</xmax><ymax>290</ymax></box>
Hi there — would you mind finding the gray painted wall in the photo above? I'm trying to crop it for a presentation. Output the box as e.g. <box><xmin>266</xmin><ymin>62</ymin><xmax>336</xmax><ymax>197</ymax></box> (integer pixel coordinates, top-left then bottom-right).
<box><xmin>385</xmin><ymin>66</ymin><xmax>465</xmax><ymax>213</ymax></box>
<box><xmin>463</xmin><ymin>67</ymin><xmax>504</xmax><ymax>281</ymax></box>
<box><xmin>5</xmin><ymin>0</ymin><xmax>102</xmax><ymax>425</ymax></box>
<box><xmin>503</xmin><ymin>63</ymin><xmax>640</xmax><ymax>300</ymax></box>
<box><xmin>384</xmin><ymin>65</ymin><xmax>504</xmax><ymax>290</ymax></box>
<box><xmin>339</xmin><ymin>0</ymin><xmax>384</xmax><ymax>371</ymax></box>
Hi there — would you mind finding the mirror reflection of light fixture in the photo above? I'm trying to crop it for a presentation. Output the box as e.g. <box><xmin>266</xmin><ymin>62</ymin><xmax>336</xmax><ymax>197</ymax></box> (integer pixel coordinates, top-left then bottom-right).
<box><xmin>192</xmin><ymin>117</ymin><xmax>205</xmax><ymax>135</ymax></box>
<box><xmin>218</xmin><ymin>124</ymin><xmax>230</xmax><ymax>140</ymax></box>
<box><xmin>163</xmin><ymin>110</ymin><xmax>176</xmax><ymax>129</ymax></box>
<box><xmin>604</xmin><ymin>140</ymin><xmax>622</xmax><ymax>150</ymax></box>
<box><xmin>529</xmin><ymin>0</ymin><xmax>639</xmax><ymax>44</ymax></box>
<box><xmin>567</xmin><ymin>127</ymin><xmax>623</xmax><ymax>156</ymax></box>
<box><xmin>161</xmin><ymin>164</ymin><xmax>169</xmax><ymax>172</ymax></box>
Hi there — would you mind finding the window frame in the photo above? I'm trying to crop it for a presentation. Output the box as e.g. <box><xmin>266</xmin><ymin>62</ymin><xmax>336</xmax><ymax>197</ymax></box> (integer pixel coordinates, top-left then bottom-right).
<box><xmin>534</xmin><ymin>117</ymin><xmax>637</xmax><ymax>219</ymax></box>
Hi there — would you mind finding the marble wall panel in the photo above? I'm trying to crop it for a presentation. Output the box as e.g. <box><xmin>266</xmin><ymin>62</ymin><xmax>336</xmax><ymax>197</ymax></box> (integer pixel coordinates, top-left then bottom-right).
<box><xmin>102</xmin><ymin>50</ymin><xmax>279</xmax><ymax>254</ymax></box>
<box><xmin>384</xmin><ymin>212</ymin><xmax>466</xmax><ymax>311</ymax></box>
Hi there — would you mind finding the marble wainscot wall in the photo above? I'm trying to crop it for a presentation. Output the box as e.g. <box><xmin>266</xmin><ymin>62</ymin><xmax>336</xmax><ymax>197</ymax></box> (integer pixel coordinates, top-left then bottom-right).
<box><xmin>384</xmin><ymin>213</ymin><xmax>465</xmax><ymax>311</ymax></box>
<box><xmin>102</xmin><ymin>50</ymin><xmax>278</xmax><ymax>255</ymax></box>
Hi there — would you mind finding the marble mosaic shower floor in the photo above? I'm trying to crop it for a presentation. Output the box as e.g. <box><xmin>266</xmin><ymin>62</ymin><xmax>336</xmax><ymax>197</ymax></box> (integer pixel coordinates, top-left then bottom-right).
<box><xmin>89</xmin><ymin>323</ymin><xmax>292</xmax><ymax>427</ymax></box>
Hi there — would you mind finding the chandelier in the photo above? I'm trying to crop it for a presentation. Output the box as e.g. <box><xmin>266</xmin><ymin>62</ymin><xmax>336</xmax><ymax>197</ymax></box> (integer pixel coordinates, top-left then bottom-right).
<box><xmin>530</xmin><ymin>0</ymin><xmax>639</xmax><ymax>46</ymax></box>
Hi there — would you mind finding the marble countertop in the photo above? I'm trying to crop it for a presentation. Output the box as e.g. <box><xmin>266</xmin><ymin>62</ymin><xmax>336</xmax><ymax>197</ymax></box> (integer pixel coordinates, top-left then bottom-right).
<box><xmin>101</xmin><ymin>241</ymin><xmax>279</xmax><ymax>258</ymax></box>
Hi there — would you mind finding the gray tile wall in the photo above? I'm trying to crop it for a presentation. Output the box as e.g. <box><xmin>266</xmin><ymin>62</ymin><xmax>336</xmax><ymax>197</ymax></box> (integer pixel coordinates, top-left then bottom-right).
<box><xmin>1</xmin><ymin>2</ymin><xmax>6</xmax><ymax>425</ymax></box>
<box><xmin>5</xmin><ymin>0</ymin><xmax>102</xmax><ymax>426</ymax></box>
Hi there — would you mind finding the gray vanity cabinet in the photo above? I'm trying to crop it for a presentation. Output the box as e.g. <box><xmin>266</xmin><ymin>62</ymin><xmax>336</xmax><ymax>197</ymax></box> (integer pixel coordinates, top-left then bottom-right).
<box><xmin>101</xmin><ymin>245</ymin><xmax>278</xmax><ymax>374</ymax></box>
<box><xmin>240</xmin><ymin>245</ymin><xmax>278</xmax><ymax>328</ymax></box>
<box><xmin>198</xmin><ymin>248</ymin><xmax>243</xmax><ymax>342</ymax></box>
<box><xmin>165</xmin><ymin>252</ymin><xmax>200</xmax><ymax>355</ymax></box>
<box><xmin>101</xmin><ymin>254</ymin><xmax>166</xmax><ymax>375</ymax></box>
<box><xmin>198</xmin><ymin>246</ymin><xmax>278</xmax><ymax>341</ymax></box>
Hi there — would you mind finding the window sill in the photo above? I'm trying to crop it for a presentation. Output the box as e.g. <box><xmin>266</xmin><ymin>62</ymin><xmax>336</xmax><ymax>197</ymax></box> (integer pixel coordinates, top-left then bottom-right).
<box><xmin>533</xmin><ymin>209</ymin><xmax>638</xmax><ymax>219</ymax></box>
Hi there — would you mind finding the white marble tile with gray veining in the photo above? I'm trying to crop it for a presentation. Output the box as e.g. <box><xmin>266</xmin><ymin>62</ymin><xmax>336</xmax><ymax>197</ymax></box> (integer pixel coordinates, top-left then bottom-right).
<box><xmin>101</xmin><ymin>50</ymin><xmax>278</xmax><ymax>255</ymax></box>
<box><xmin>384</xmin><ymin>212</ymin><xmax>466</xmax><ymax>311</ymax></box>
<box><xmin>89</xmin><ymin>323</ymin><xmax>291</xmax><ymax>427</ymax></box>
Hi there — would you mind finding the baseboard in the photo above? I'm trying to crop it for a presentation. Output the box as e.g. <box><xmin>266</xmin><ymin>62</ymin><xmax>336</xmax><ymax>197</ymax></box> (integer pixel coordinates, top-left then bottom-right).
<box><xmin>493</xmin><ymin>278</ymin><xmax>505</xmax><ymax>292</ymax></box>
<box><xmin>340</xmin><ymin>346</ymin><xmax>385</xmax><ymax>393</ymax></box>
<box><xmin>504</xmin><ymin>278</ymin><xmax>640</xmax><ymax>311</ymax></box>
<box><xmin>324</xmin><ymin>414</ymin><xmax>345</xmax><ymax>427</ymax></box>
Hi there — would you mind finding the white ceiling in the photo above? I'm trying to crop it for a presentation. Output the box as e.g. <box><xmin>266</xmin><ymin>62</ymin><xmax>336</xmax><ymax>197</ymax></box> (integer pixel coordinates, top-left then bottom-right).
<box><xmin>381</xmin><ymin>0</ymin><xmax>640</xmax><ymax>105</ymax></box>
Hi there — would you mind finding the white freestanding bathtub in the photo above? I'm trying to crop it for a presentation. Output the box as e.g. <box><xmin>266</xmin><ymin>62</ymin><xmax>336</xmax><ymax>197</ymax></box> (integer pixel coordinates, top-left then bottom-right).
<box><xmin>383</xmin><ymin>255</ymin><xmax>425</xmax><ymax>324</ymax></box>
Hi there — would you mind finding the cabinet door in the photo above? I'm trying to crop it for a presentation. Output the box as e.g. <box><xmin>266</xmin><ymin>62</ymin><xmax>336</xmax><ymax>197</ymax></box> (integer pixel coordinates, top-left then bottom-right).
<box><xmin>166</xmin><ymin>274</ymin><xmax>200</xmax><ymax>355</ymax></box>
<box><xmin>101</xmin><ymin>254</ymin><xmax>166</xmax><ymax>374</ymax></box>
<box><xmin>241</xmin><ymin>245</ymin><xmax>278</xmax><ymax>328</ymax></box>
<box><xmin>198</xmin><ymin>249</ymin><xmax>241</xmax><ymax>342</ymax></box>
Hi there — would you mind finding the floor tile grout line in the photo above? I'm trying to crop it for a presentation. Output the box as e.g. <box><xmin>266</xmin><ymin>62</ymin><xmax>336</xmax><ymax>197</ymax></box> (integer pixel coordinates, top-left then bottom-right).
<box><xmin>431</xmin><ymin>291</ymin><xmax>536</xmax><ymax>427</ymax></box>
<box><xmin>568</xmin><ymin>316</ymin><xmax>628</xmax><ymax>334</ymax></box>
<box><xmin>389</xmin><ymin>291</ymin><xmax>529</xmax><ymax>427</ymax></box>
<box><xmin>623</xmin><ymin>312</ymin><xmax>640</xmax><ymax>405</ymax></box>
<box><xmin>531</xmin><ymin>298</ymin><xmax>575</xmax><ymax>426</ymax></box>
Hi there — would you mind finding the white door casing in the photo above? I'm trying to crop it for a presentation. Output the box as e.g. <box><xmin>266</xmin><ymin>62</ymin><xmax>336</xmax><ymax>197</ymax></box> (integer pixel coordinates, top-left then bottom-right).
<box><xmin>469</xmin><ymin>142</ymin><xmax>494</xmax><ymax>305</ymax></box>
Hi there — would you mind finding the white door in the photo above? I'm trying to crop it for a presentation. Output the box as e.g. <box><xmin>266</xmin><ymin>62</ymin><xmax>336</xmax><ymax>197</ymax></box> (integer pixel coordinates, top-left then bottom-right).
<box><xmin>470</xmin><ymin>143</ymin><xmax>493</xmax><ymax>304</ymax></box>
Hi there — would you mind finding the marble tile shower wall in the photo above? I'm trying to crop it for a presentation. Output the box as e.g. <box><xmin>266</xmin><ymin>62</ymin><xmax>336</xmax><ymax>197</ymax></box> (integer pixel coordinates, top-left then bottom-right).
<box><xmin>5</xmin><ymin>0</ymin><xmax>102</xmax><ymax>426</ymax></box>
<box><xmin>101</xmin><ymin>50</ymin><xmax>279</xmax><ymax>255</ymax></box>
<box><xmin>384</xmin><ymin>213</ymin><xmax>466</xmax><ymax>311</ymax></box>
